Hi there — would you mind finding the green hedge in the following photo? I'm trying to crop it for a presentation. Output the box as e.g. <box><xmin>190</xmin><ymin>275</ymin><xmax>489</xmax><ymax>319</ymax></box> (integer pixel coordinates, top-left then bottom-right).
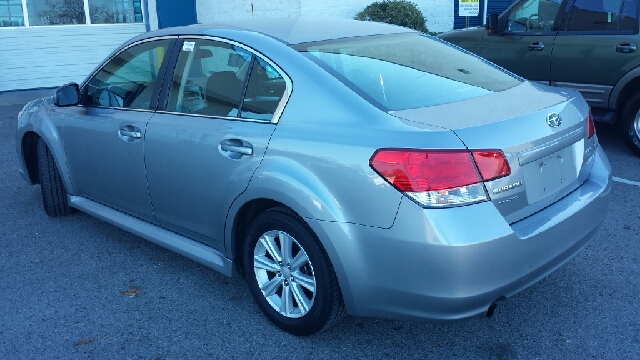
<box><xmin>354</xmin><ymin>0</ymin><xmax>428</xmax><ymax>33</ymax></box>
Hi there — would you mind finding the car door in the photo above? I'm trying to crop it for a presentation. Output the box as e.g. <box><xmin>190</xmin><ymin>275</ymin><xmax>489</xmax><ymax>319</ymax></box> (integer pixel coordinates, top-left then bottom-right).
<box><xmin>144</xmin><ymin>38</ymin><xmax>289</xmax><ymax>250</ymax></box>
<box><xmin>63</xmin><ymin>38</ymin><xmax>176</xmax><ymax>222</ymax></box>
<box><xmin>478</xmin><ymin>0</ymin><xmax>564</xmax><ymax>83</ymax></box>
<box><xmin>550</xmin><ymin>0</ymin><xmax>640</xmax><ymax>109</ymax></box>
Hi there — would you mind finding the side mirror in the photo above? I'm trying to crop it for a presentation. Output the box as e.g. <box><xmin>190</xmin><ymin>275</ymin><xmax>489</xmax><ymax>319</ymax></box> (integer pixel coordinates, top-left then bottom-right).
<box><xmin>54</xmin><ymin>83</ymin><xmax>80</xmax><ymax>107</ymax></box>
<box><xmin>485</xmin><ymin>14</ymin><xmax>499</xmax><ymax>33</ymax></box>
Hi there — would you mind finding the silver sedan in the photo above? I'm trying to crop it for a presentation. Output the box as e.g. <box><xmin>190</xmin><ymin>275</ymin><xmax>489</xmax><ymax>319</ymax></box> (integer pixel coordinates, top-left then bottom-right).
<box><xmin>16</xmin><ymin>18</ymin><xmax>612</xmax><ymax>335</ymax></box>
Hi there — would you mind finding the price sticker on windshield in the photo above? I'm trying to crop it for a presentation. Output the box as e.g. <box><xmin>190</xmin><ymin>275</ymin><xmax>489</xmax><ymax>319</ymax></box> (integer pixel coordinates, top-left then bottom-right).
<box><xmin>182</xmin><ymin>41</ymin><xmax>195</xmax><ymax>52</ymax></box>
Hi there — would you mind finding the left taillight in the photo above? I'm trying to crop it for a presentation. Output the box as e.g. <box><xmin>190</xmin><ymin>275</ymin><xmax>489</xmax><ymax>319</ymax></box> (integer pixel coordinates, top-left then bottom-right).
<box><xmin>370</xmin><ymin>149</ymin><xmax>510</xmax><ymax>208</ymax></box>
<box><xmin>587</xmin><ymin>107</ymin><xmax>596</xmax><ymax>139</ymax></box>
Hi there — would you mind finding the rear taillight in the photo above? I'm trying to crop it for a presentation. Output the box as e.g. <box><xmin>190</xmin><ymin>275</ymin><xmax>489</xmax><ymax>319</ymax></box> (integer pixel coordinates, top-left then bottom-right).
<box><xmin>587</xmin><ymin>107</ymin><xmax>595</xmax><ymax>139</ymax></box>
<box><xmin>472</xmin><ymin>151</ymin><xmax>511</xmax><ymax>181</ymax></box>
<box><xmin>370</xmin><ymin>149</ymin><xmax>510</xmax><ymax>208</ymax></box>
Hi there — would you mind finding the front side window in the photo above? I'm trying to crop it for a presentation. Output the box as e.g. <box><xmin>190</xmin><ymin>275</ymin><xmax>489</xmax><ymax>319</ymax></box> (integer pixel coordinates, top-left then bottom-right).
<box><xmin>0</xmin><ymin>0</ymin><xmax>24</xmax><ymax>27</ymax></box>
<box><xmin>294</xmin><ymin>33</ymin><xmax>522</xmax><ymax>111</ymax></box>
<box><xmin>566</xmin><ymin>0</ymin><xmax>638</xmax><ymax>31</ymax></box>
<box><xmin>507</xmin><ymin>0</ymin><xmax>562</xmax><ymax>32</ymax></box>
<box><xmin>84</xmin><ymin>39</ymin><xmax>170</xmax><ymax>109</ymax></box>
<box><xmin>166</xmin><ymin>39</ymin><xmax>286</xmax><ymax>121</ymax></box>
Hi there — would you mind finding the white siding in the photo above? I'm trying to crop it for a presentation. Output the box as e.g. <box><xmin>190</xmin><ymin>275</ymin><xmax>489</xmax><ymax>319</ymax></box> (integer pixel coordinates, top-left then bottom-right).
<box><xmin>0</xmin><ymin>23</ymin><xmax>146</xmax><ymax>91</ymax></box>
<box><xmin>148</xmin><ymin>0</ymin><xmax>159</xmax><ymax>30</ymax></box>
<box><xmin>196</xmin><ymin>0</ymin><xmax>453</xmax><ymax>34</ymax></box>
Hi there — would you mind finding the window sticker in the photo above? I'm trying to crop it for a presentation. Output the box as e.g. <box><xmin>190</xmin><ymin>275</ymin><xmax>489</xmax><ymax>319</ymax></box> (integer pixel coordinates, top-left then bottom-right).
<box><xmin>182</xmin><ymin>42</ymin><xmax>195</xmax><ymax>52</ymax></box>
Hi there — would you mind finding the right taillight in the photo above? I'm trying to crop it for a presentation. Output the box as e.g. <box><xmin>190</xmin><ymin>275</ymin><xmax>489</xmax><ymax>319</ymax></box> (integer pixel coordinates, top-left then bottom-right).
<box><xmin>370</xmin><ymin>149</ymin><xmax>510</xmax><ymax>208</ymax></box>
<box><xmin>587</xmin><ymin>107</ymin><xmax>595</xmax><ymax>139</ymax></box>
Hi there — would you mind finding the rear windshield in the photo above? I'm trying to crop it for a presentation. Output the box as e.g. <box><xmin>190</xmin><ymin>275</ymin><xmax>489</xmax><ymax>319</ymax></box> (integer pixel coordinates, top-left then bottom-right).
<box><xmin>292</xmin><ymin>33</ymin><xmax>522</xmax><ymax>111</ymax></box>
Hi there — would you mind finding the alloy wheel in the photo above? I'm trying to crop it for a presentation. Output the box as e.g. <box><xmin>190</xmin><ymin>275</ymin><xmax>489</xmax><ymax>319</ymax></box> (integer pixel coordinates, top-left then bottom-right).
<box><xmin>253</xmin><ymin>230</ymin><xmax>316</xmax><ymax>318</ymax></box>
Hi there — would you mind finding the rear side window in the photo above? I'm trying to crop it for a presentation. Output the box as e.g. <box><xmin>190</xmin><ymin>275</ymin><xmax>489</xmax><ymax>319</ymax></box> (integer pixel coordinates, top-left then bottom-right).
<box><xmin>293</xmin><ymin>33</ymin><xmax>522</xmax><ymax>111</ymax></box>
<box><xmin>566</xmin><ymin>0</ymin><xmax>638</xmax><ymax>31</ymax></box>
<box><xmin>241</xmin><ymin>57</ymin><xmax>286</xmax><ymax>121</ymax></box>
<box><xmin>165</xmin><ymin>38</ymin><xmax>286</xmax><ymax>121</ymax></box>
<box><xmin>166</xmin><ymin>40</ymin><xmax>252</xmax><ymax>117</ymax></box>
<box><xmin>84</xmin><ymin>39</ymin><xmax>170</xmax><ymax>109</ymax></box>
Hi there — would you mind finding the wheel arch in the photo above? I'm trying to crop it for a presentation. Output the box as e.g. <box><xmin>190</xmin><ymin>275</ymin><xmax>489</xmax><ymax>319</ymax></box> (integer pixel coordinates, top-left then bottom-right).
<box><xmin>21</xmin><ymin>131</ymin><xmax>41</xmax><ymax>185</ymax></box>
<box><xmin>225</xmin><ymin>160</ymin><xmax>352</xmax><ymax>268</ymax></box>
<box><xmin>226</xmin><ymin>177</ymin><xmax>358</xmax><ymax>313</ymax></box>
<box><xmin>610</xmin><ymin>66</ymin><xmax>640</xmax><ymax>111</ymax></box>
<box><xmin>17</xmin><ymin>103</ymin><xmax>74</xmax><ymax>194</ymax></box>
<box><xmin>228</xmin><ymin>197</ymin><xmax>284</xmax><ymax>277</ymax></box>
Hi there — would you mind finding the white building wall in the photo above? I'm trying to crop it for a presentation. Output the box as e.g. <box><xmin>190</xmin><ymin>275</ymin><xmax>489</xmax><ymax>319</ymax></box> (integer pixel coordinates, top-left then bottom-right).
<box><xmin>197</xmin><ymin>0</ymin><xmax>301</xmax><ymax>21</ymax></box>
<box><xmin>0</xmin><ymin>23</ymin><xmax>146</xmax><ymax>92</ymax></box>
<box><xmin>148</xmin><ymin>0</ymin><xmax>159</xmax><ymax>30</ymax></box>
<box><xmin>196</xmin><ymin>0</ymin><xmax>453</xmax><ymax>33</ymax></box>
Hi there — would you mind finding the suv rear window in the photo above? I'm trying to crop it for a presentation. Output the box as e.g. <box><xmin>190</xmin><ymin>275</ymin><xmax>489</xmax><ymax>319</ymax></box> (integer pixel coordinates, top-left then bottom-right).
<box><xmin>567</xmin><ymin>0</ymin><xmax>638</xmax><ymax>31</ymax></box>
<box><xmin>293</xmin><ymin>33</ymin><xmax>522</xmax><ymax>111</ymax></box>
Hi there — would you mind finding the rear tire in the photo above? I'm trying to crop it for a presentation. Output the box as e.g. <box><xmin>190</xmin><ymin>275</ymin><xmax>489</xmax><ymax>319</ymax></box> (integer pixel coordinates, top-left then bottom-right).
<box><xmin>37</xmin><ymin>138</ymin><xmax>74</xmax><ymax>216</ymax></box>
<box><xmin>243</xmin><ymin>207</ymin><xmax>345</xmax><ymax>335</ymax></box>
<box><xmin>620</xmin><ymin>91</ymin><xmax>640</xmax><ymax>157</ymax></box>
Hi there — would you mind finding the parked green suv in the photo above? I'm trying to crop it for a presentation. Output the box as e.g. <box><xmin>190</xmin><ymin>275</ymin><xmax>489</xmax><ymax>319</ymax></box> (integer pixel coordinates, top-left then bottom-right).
<box><xmin>439</xmin><ymin>0</ymin><xmax>640</xmax><ymax>156</ymax></box>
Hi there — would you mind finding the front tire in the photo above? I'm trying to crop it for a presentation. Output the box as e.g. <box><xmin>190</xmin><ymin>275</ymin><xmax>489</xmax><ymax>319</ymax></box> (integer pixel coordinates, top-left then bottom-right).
<box><xmin>36</xmin><ymin>138</ymin><xmax>74</xmax><ymax>216</ymax></box>
<box><xmin>243</xmin><ymin>207</ymin><xmax>345</xmax><ymax>335</ymax></box>
<box><xmin>620</xmin><ymin>91</ymin><xmax>640</xmax><ymax>157</ymax></box>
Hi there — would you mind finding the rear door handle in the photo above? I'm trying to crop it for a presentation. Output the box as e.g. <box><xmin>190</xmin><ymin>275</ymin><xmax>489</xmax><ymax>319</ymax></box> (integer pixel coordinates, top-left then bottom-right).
<box><xmin>528</xmin><ymin>42</ymin><xmax>544</xmax><ymax>51</ymax></box>
<box><xmin>220</xmin><ymin>144</ymin><xmax>253</xmax><ymax>155</ymax></box>
<box><xmin>118</xmin><ymin>125</ymin><xmax>141</xmax><ymax>141</ymax></box>
<box><xmin>220</xmin><ymin>139</ymin><xmax>253</xmax><ymax>156</ymax></box>
<box><xmin>616</xmin><ymin>42</ymin><xmax>636</xmax><ymax>53</ymax></box>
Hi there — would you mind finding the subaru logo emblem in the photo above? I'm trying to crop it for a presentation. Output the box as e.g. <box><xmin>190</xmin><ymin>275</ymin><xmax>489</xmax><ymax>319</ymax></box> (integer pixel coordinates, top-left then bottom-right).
<box><xmin>547</xmin><ymin>113</ymin><xmax>562</xmax><ymax>127</ymax></box>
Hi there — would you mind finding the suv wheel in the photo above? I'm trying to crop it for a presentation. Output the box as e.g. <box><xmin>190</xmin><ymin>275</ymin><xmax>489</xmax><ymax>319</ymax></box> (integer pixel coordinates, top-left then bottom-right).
<box><xmin>620</xmin><ymin>91</ymin><xmax>640</xmax><ymax>157</ymax></box>
<box><xmin>242</xmin><ymin>207</ymin><xmax>346</xmax><ymax>335</ymax></box>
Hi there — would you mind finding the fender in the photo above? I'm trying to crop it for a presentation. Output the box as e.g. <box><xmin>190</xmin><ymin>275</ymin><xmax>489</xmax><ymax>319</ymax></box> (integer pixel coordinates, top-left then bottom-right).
<box><xmin>225</xmin><ymin>157</ymin><xmax>367</xmax><ymax>253</ymax></box>
<box><xmin>16</xmin><ymin>98</ymin><xmax>75</xmax><ymax>195</ymax></box>
<box><xmin>224</xmin><ymin>157</ymin><xmax>380</xmax><ymax>313</ymax></box>
<box><xmin>609</xmin><ymin>64</ymin><xmax>640</xmax><ymax>110</ymax></box>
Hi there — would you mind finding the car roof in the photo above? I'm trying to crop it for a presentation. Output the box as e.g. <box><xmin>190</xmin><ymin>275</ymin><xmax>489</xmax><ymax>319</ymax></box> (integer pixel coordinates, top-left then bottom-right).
<box><xmin>143</xmin><ymin>18</ymin><xmax>415</xmax><ymax>45</ymax></box>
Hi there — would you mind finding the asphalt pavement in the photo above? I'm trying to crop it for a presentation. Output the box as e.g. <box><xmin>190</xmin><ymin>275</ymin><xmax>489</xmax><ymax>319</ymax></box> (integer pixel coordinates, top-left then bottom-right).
<box><xmin>1</xmin><ymin>89</ymin><xmax>639</xmax><ymax>359</ymax></box>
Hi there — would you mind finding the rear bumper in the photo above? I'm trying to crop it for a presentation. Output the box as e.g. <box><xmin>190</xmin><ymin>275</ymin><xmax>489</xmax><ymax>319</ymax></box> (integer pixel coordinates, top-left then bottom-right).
<box><xmin>313</xmin><ymin>146</ymin><xmax>611</xmax><ymax>321</ymax></box>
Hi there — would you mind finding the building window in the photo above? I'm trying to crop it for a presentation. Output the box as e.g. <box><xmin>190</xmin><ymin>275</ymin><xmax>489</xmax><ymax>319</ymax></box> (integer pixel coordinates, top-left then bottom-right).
<box><xmin>23</xmin><ymin>0</ymin><xmax>142</xmax><ymax>26</ymax></box>
<box><xmin>27</xmin><ymin>0</ymin><xmax>86</xmax><ymax>26</ymax></box>
<box><xmin>89</xmin><ymin>0</ymin><xmax>142</xmax><ymax>24</ymax></box>
<box><xmin>0</xmin><ymin>0</ymin><xmax>25</xmax><ymax>27</ymax></box>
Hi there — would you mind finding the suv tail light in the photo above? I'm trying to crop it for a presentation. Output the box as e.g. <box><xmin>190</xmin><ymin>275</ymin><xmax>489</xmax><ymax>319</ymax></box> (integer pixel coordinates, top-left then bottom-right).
<box><xmin>370</xmin><ymin>149</ymin><xmax>510</xmax><ymax>208</ymax></box>
<box><xmin>587</xmin><ymin>107</ymin><xmax>596</xmax><ymax>139</ymax></box>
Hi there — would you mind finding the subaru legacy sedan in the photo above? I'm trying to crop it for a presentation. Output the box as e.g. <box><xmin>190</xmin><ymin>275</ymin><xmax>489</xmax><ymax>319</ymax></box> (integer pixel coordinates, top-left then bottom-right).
<box><xmin>17</xmin><ymin>18</ymin><xmax>611</xmax><ymax>335</ymax></box>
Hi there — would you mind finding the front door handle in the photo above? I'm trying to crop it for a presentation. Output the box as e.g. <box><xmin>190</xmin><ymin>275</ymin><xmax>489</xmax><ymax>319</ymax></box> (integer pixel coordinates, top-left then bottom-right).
<box><xmin>118</xmin><ymin>125</ymin><xmax>141</xmax><ymax>142</ymax></box>
<box><xmin>528</xmin><ymin>41</ymin><xmax>544</xmax><ymax>51</ymax></box>
<box><xmin>220</xmin><ymin>139</ymin><xmax>253</xmax><ymax>156</ymax></box>
<box><xmin>220</xmin><ymin>144</ymin><xmax>253</xmax><ymax>155</ymax></box>
<box><xmin>616</xmin><ymin>42</ymin><xmax>637</xmax><ymax>53</ymax></box>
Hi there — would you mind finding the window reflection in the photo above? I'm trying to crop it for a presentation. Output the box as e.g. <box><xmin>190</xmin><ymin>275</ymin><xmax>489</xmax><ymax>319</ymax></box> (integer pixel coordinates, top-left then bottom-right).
<box><xmin>0</xmin><ymin>0</ymin><xmax>24</xmax><ymax>27</ymax></box>
<box><xmin>24</xmin><ymin>0</ymin><xmax>142</xmax><ymax>26</ymax></box>
<box><xmin>89</xmin><ymin>0</ymin><xmax>142</xmax><ymax>24</ymax></box>
<box><xmin>28</xmin><ymin>0</ymin><xmax>86</xmax><ymax>26</ymax></box>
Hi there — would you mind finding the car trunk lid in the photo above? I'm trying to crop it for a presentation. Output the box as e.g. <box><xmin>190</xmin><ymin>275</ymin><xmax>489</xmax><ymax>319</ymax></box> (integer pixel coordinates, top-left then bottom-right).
<box><xmin>392</xmin><ymin>82</ymin><xmax>596</xmax><ymax>223</ymax></box>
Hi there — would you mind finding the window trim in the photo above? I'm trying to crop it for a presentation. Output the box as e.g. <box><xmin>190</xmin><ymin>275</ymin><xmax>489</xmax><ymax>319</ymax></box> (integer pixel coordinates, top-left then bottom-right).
<box><xmin>558</xmin><ymin>0</ymin><xmax>640</xmax><ymax>34</ymax></box>
<box><xmin>155</xmin><ymin>35</ymin><xmax>293</xmax><ymax>125</ymax></box>
<box><xmin>78</xmin><ymin>36</ymin><xmax>178</xmax><ymax>112</ymax></box>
